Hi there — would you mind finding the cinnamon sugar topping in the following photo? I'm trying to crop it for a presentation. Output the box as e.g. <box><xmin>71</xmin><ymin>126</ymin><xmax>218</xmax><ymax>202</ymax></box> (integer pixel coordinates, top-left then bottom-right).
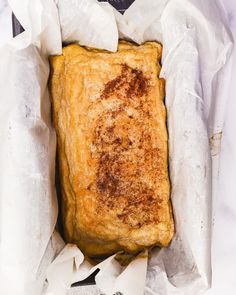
<box><xmin>101</xmin><ymin>64</ymin><xmax>149</xmax><ymax>100</ymax></box>
<box><xmin>90</xmin><ymin>64</ymin><xmax>164</xmax><ymax>228</ymax></box>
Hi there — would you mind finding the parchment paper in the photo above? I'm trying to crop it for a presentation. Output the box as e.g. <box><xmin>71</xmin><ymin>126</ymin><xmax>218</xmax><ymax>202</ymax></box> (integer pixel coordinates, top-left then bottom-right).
<box><xmin>0</xmin><ymin>0</ymin><xmax>233</xmax><ymax>295</ymax></box>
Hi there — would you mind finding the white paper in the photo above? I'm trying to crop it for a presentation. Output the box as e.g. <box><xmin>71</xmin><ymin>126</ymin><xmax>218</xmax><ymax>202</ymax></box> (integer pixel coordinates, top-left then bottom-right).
<box><xmin>0</xmin><ymin>0</ymin><xmax>233</xmax><ymax>295</ymax></box>
<box><xmin>45</xmin><ymin>244</ymin><xmax>148</xmax><ymax>295</ymax></box>
<box><xmin>55</xmin><ymin>0</ymin><xmax>118</xmax><ymax>51</ymax></box>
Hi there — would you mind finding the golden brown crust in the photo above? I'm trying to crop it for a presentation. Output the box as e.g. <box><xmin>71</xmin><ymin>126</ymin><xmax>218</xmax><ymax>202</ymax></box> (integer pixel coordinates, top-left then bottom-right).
<box><xmin>49</xmin><ymin>41</ymin><xmax>174</xmax><ymax>259</ymax></box>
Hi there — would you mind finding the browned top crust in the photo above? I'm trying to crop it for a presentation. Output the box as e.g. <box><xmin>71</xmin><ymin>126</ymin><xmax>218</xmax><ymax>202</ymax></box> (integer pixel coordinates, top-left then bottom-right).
<box><xmin>49</xmin><ymin>41</ymin><xmax>174</xmax><ymax>259</ymax></box>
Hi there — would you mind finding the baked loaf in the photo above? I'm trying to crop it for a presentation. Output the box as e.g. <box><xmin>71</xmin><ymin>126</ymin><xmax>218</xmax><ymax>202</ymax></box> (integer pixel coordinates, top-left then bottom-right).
<box><xmin>49</xmin><ymin>41</ymin><xmax>174</xmax><ymax>259</ymax></box>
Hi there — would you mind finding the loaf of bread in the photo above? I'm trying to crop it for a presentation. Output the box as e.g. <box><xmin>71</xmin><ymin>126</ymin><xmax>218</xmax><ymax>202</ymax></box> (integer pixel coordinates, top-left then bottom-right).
<box><xmin>49</xmin><ymin>41</ymin><xmax>174</xmax><ymax>259</ymax></box>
